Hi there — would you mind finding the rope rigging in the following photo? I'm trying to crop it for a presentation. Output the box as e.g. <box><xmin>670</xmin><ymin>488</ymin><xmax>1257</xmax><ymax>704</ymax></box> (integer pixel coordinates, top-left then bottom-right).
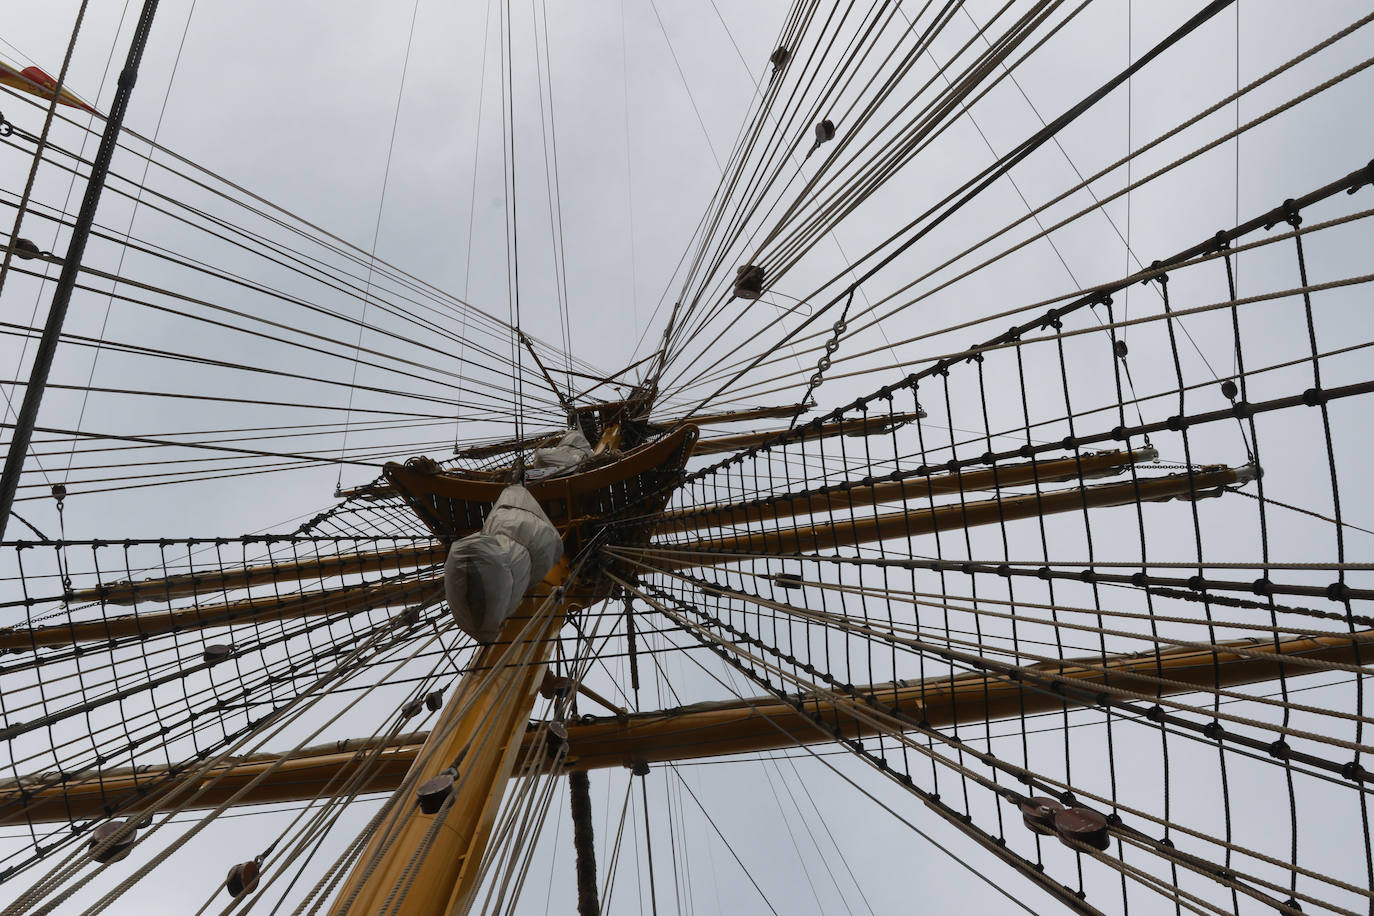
<box><xmin>0</xmin><ymin>1</ymin><xmax>1373</xmax><ymax>913</ymax></box>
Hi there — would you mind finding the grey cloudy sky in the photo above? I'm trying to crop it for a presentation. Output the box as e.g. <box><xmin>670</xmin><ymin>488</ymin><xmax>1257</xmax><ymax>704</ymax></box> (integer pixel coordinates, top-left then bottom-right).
<box><xmin>3</xmin><ymin>0</ymin><xmax>1374</xmax><ymax>913</ymax></box>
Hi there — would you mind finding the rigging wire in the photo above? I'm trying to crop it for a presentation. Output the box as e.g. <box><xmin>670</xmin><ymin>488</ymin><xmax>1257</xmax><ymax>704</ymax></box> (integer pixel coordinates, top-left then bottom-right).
<box><xmin>456</xmin><ymin>0</ymin><xmax>497</xmax><ymax>450</ymax></box>
<box><xmin>676</xmin><ymin>11</ymin><xmax>1374</xmax><ymax>395</ymax></box>
<box><xmin>63</xmin><ymin>0</ymin><xmax>201</xmax><ymax>487</ymax></box>
<box><xmin>338</xmin><ymin>0</ymin><xmax>425</xmax><ymax>489</ymax></box>
<box><xmin>1</xmin><ymin>3</ymin><xmax>1373</xmax><ymax>914</ymax></box>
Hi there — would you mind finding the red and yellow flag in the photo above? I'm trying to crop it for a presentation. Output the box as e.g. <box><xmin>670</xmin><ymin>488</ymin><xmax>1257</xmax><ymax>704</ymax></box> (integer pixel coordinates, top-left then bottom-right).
<box><xmin>0</xmin><ymin>61</ymin><xmax>96</xmax><ymax>114</ymax></box>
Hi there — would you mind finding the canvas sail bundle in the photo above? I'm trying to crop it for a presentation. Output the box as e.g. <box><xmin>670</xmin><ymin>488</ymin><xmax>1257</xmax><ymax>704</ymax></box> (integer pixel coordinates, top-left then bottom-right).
<box><xmin>527</xmin><ymin>429</ymin><xmax>593</xmax><ymax>480</ymax></box>
<box><xmin>445</xmin><ymin>485</ymin><xmax>563</xmax><ymax>641</ymax></box>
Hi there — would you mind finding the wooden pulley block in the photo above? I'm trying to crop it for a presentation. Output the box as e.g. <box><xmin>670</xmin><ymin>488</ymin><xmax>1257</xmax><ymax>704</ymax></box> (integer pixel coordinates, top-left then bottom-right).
<box><xmin>400</xmin><ymin>697</ymin><xmax>424</xmax><ymax>720</ymax></box>
<box><xmin>225</xmin><ymin>859</ymin><xmax>260</xmax><ymax>898</ymax></box>
<box><xmin>87</xmin><ymin>820</ymin><xmax>136</xmax><ymax>864</ymax></box>
<box><xmin>539</xmin><ymin>673</ymin><xmax>572</xmax><ymax>700</ymax></box>
<box><xmin>1054</xmin><ymin>806</ymin><xmax>1112</xmax><ymax>851</ymax></box>
<box><xmin>416</xmin><ymin>770</ymin><xmax>456</xmax><ymax>814</ymax></box>
<box><xmin>1018</xmin><ymin>796</ymin><xmax>1065</xmax><ymax>836</ymax></box>
<box><xmin>733</xmin><ymin>264</ymin><xmax>766</xmax><ymax>300</ymax></box>
<box><xmin>424</xmin><ymin>689</ymin><xmax>445</xmax><ymax>712</ymax></box>
<box><xmin>11</xmin><ymin>238</ymin><xmax>41</xmax><ymax>260</ymax></box>
<box><xmin>202</xmin><ymin>644</ymin><xmax>232</xmax><ymax>665</ymax></box>
<box><xmin>545</xmin><ymin>721</ymin><xmax>569</xmax><ymax>758</ymax></box>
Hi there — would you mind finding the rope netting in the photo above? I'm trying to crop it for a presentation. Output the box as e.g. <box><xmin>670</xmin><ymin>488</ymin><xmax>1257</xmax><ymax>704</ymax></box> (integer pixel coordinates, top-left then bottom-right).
<box><xmin>2</xmin><ymin>1</ymin><xmax>1374</xmax><ymax>913</ymax></box>
<box><xmin>624</xmin><ymin>166</ymin><xmax>1374</xmax><ymax>915</ymax></box>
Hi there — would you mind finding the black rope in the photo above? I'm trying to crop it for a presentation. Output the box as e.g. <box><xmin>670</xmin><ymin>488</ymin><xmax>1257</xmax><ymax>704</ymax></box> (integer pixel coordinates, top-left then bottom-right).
<box><xmin>0</xmin><ymin>0</ymin><xmax>163</xmax><ymax>540</ymax></box>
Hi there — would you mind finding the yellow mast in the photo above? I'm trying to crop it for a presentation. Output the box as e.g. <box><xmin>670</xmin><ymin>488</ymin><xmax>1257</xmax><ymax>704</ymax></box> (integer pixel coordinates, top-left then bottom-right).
<box><xmin>327</xmin><ymin>560</ymin><xmax>572</xmax><ymax>915</ymax></box>
<box><xmin>329</xmin><ymin>421</ymin><xmax>631</xmax><ymax>913</ymax></box>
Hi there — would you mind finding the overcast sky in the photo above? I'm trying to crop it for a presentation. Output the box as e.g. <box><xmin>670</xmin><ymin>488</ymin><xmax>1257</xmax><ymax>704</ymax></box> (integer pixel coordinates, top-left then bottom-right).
<box><xmin>3</xmin><ymin>1</ymin><xmax>1374</xmax><ymax>913</ymax></box>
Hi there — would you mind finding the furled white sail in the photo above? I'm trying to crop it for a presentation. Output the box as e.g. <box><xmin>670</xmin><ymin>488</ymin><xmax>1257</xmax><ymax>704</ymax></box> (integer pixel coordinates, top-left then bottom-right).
<box><xmin>445</xmin><ymin>484</ymin><xmax>563</xmax><ymax>641</ymax></box>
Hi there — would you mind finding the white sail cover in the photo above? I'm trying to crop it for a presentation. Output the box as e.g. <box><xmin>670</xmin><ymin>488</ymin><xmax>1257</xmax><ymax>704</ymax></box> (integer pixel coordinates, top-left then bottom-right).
<box><xmin>527</xmin><ymin>429</ymin><xmax>592</xmax><ymax>480</ymax></box>
<box><xmin>445</xmin><ymin>484</ymin><xmax>563</xmax><ymax>641</ymax></box>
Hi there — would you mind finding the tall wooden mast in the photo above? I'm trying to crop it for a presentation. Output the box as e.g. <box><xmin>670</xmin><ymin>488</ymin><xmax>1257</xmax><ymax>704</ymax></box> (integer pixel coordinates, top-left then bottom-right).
<box><xmin>327</xmin><ymin>561</ymin><xmax>572</xmax><ymax>915</ymax></box>
<box><xmin>328</xmin><ymin>415</ymin><xmax>679</xmax><ymax>912</ymax></box>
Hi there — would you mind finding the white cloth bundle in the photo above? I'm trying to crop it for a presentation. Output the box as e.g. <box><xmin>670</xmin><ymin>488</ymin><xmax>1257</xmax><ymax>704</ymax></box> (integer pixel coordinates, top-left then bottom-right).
<box><xmin>526</xmin><ymin>429</ymin><xmax>593</xmax><ymax>480</ymax></box>
<box><xmin>445</xmin><ymin>484</ymin><xmax>563</xmax><ymax>641</ymax></box>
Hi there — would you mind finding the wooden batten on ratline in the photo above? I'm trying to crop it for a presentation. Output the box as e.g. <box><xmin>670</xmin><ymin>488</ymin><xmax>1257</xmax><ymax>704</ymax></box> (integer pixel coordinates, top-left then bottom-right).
<box><xmin>733</xmin><ymin>264</ymin><xmax>766</xmax><ymax>300</ymax></box>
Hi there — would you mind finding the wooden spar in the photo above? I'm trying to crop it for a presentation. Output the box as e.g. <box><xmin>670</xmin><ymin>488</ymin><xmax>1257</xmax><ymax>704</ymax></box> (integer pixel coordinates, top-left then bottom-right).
<box><xmin>691</xmin><ymin>410</ymin><xmax>925</xmax><ymax>456</ymax></box>
<box><xmin>328</xmin><ymin>560</ymin><xmax>572</xmax><ymax>916</ymax></box>
<box><xmin>15</xmin><ymin>438</ymin><xmax>699</xmax><ymax>650</ymax></box>
<box><xmin>559</xmin><ymin>628</ymin><xmax>1374</xmax><ymax>771</ymax></box>
<box><xmin>646</xmin><ymin>403</ymin><xmax>808</xmax><ymax>429</ymax></box>
<box><xmin>662</xmin><ymin>447</ymin><xmax>1155</xmax><ymax>528</ymax></box>
<box><xmin>518</xmin><ymin>330</ymin><xmax>575</xmax><ymax>414</ymax></box>
<box><xmin>0</xmin><ymin>577</ymin><xmax>443</xmax><ymax>651</ymax></box>
<box><xmin>340</xmin><ymin>405</ymin><xmax>839</xmax><ymax>501</ymax></box>
<box><xmin>575</xmin><ymin>682</ymin><xmax>628</xmax><ymax>719</ymax></box>
<box><xmin>11</xmin><ymin>627</ymin><xmax>1368</xmax><ymax>824</ymax></box>
<box><xmin>383</xmin><ymin>406</ymin><xmax>800</xmax><ymax>467</ymax></box>
<box><xmin>62</xmin><ymin>427</ymin><xmax>696</xmax><ymax>611</ymax></box>
<box><xmin>650</xmin><ymin>464</ymin><xmax>1252</xmax><ymax>566</ymax></box>
<box><xmin>65</xmin><ymin>542</ymin><xmax>447</xmax><ymax>606</ymax></box>
<box><xmin>0</xmin><ymin>736</ymin><xmax>429</xmax><ymax>827</ymax></box>
<box><xmin>437</xmin><ymin>405</ymin><xmax>805</xmax><ymax>463</ymax></box>
<box><xmin>454</xmin><ymin>431</ymin><xmax>562</xmax><ymax>461</ymax></box>
<box><xmin>20</xmin><ymin>451</ymin><xmax>1191</xmax><ymax>647</ymax></box>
